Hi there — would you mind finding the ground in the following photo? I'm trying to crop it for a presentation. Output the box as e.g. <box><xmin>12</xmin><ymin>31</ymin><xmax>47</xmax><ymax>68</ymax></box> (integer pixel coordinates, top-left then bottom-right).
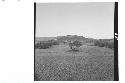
<box><xmin>35</xmin><ymin>44</ymin><xmax>114</xmax><ymax>81</ymax></box>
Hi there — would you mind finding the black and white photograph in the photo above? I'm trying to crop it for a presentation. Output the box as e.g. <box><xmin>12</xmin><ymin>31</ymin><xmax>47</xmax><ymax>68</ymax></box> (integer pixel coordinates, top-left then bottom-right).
<box><xmin>34</xmin><ymin>2</ymin><xmax>118</xmax><ymax>81</ymax></box>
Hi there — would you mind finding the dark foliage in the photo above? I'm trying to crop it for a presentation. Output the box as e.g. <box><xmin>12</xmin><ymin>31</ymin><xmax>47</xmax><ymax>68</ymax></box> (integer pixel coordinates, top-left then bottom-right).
<box><xmin>69</xmin><ymin>40</ymin><xmax>82</xmax><ymax>51</ymax></box>
<box><xmin>35</xmin><ymin>40</ymin><xmax>59</xmax><ymax>49</ymax></box>
<box><xmin>48</xmin><ymin>40</ymin><xmax>59</xmax><ymax>45</ymax></box>
<box><xmin>94</xmin><ymin>39</ymin><xmax>114</xmax><ymax>49</ymax></box>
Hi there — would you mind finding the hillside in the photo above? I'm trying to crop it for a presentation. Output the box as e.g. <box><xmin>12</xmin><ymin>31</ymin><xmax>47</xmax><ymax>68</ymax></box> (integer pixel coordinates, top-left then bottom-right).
<box><xmin>35</xmin><ymin>35</ymin><xmax>114</xmax><ymax>45</ymax></box>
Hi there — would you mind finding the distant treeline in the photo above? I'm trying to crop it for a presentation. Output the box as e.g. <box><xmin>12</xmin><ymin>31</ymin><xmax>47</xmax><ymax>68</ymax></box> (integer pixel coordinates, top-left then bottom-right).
<box><xmin>35</xmin><ymin>35</ymin><xmax>114</xmax><ymax>50</ymax></box>
<box><xmin>94</xmin><ymin>39</ymin><xmax>114</xmax><ymax>49</ymax></box>
<box><xmin>35</xmin><ymin>40</ymin><xmax>59</xmax><ymax>49</ymax></box>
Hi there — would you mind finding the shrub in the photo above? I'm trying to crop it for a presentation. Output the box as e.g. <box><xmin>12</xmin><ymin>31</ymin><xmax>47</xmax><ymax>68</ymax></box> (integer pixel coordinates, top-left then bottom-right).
<box><xmin>94</xmin><ymin>39</ymin><xmax>114</xmax><ymax>49</ymax></box>
<box><xmin>35</xmin><ymin>41</ymin><xmax>52</xmax><ymax>49</ymax></box>
<box><xmin>48</xmin><ymin>40</ymin><xmax>59</xmax><ymax>45</ymax></box>
<box><xmin>69</xmin><ymin>40</ymin><xmax>82</xmax><ymax>51</ymax></box>
<box><xmin>35</xmin><ymin>40</ymin><xmax>59</xmax><ymax>49</ymax></box>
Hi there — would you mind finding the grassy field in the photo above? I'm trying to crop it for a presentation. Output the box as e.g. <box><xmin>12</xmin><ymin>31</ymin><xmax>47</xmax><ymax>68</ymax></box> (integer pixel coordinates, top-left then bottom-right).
<box><xmin>35</xmin><ymin>44</ymin><xmax>114</xmax><ymax>81</ymax></box>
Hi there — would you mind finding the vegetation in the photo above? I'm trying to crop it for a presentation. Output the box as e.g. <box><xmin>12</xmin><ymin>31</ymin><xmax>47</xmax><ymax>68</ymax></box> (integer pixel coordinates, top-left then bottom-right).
<box><xmin>94</xmin><ymin>39</ymin><xmax>114</xmax><ymax>49</ymax></box>
<box><xmin>35</xmin><ymin>46</ymin><xmax>114</xmax><ymax>81</ymax></box>
<box><xmin>35</xmin><ymin>36</ymin><xmax>114</xmax><ymax>81</ymax></box>
<box><xmin>69</xmin><ymin>40</ymin><xmax>82</xmax><ymax>51</ymax></box>
<box><xmin>35</xmin><ymin>40</ymin><xmax>59</xmax><ymax>49</ymax></box>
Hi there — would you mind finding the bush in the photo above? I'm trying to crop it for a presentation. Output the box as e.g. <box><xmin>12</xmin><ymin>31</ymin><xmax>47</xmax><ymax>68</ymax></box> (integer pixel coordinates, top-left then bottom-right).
<box><xmin>48</xmin><ymin>40</ymin><xmax>59</xmax><ymax>45</ymax></box>
<box><xmin>69</xmin><ymin>40</ymin><xmax>82</xmax><ymax>51</ymax></box>
<box><xmin>35</xmin><ymin>42</ymin><xmax>52</xmax><ymax>49</ymax></box>
<box><xmin>35</xmin><ymin>40</ymin><xmax>59</xmax><ymax>49</ymax></box>
<box><xmin>94</xmin><ymin>39</ymin><xmax>114</xmax><ymax>49</ymax></box>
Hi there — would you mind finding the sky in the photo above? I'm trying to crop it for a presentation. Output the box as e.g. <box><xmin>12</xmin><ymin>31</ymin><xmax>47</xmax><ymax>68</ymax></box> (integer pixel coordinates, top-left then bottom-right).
<box><xmin>36</xmin><ymin>2</ymin><xmax>114</xmax><ymax>39</ymax></box>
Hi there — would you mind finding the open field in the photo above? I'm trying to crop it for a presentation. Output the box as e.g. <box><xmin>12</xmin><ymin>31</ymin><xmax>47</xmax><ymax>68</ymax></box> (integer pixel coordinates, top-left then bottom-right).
<box><xmin>35</xmin><ymin>44</ymin><xmax>114</xmax><ymax>81</ymax></box>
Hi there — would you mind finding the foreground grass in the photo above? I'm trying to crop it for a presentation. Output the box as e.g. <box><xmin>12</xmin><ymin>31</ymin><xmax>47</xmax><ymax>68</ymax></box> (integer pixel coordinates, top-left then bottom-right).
<box><xmin>35</xmin><ymin>45</ymin><xmax>114</xmax><ymax>81</ymax></box>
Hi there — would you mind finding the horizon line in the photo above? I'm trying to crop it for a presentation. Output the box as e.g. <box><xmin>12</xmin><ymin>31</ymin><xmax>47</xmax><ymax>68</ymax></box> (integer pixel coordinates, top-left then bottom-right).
<box><xmin>35</xmin><ymin>35</ymin><xmax>114</xmax><ymax>39</ymax></box>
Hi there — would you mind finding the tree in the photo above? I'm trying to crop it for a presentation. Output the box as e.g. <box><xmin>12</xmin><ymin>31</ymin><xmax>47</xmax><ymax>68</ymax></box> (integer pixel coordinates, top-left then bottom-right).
<box><xmin>69</xmin><ymin>40</ymin><xmax>82</xmax><ymax>51</ymax></box>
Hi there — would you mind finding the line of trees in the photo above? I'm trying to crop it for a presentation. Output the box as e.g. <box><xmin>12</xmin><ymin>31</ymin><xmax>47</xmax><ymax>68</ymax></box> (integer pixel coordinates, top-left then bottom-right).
<box><xmin>35</xmin><ymin>40</ymin><xmax>59</xmax><ymax>49</ymax></box>
<box><xmin>94</xmin><ymin>39</ymin><xmax>114</xmax><ymax>49</ymax></box>
<box><xmin>35</xmin><ymin>38</ymin><xmax>114</xmax><ymax>50</ymax></box>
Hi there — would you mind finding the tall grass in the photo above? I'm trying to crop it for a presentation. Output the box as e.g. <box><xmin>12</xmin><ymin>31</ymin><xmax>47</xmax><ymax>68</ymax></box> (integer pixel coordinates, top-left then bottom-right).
<box><xmin>35</xmin><ymin>55</ymin><xmax>114</xmax><ymax>81</ymax></box>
